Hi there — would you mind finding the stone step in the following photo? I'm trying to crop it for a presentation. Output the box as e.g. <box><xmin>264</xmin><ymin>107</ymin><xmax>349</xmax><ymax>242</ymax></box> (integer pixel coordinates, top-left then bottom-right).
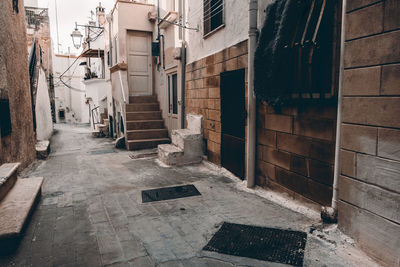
<box><xmin>126</xmin><ymin>120</ymin><xmax>165</xmax><ymax>130</ymax></box>
<box><xmin>158</xmin><ymin>144</ymin><xmax>184</xmax><ymax>166</ymax></box>
<box><xmin>126</xmin><ymin>103</ymin><xmax>160</xmax><ymax>112</ymax></box>
<box><xmin>126</xmin><ymin>111</ymin><xmax>162</xmax><ymax>121</ymax></box>
<box><xmin>171</xmin><ymin>129</ymin><xmax>203</xmax><ymax>151</ymax></box>
<box><xmin>126</xmin><ymin>129</ymin><xmax>168</xmax><ymax>140</ymax></box>
<box><xmin>0</xmin><ymin>163</ymin><xmax>20</xmax><ymax>203</ymax></box>
<box><xmin>0</xmin><ymin>177</ymin><xmax>43</xmax><ymax>254</ymax></box>
<box><xmin>129</xmin><ymin>95</ymin><xmax>158</xmax><ymax>104</ymax></box>
<box><xmin>127</xmin><ymin>138</ymin><xmax>170</xmax><ymax>150</ymax></box>
<box><xmin>35</xmin><ymin>140</ymin><xmax>50</xmax><ymax>160</ymax></box>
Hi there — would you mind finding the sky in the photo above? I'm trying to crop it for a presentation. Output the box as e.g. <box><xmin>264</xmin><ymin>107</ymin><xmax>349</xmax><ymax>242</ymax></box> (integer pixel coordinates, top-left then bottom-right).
<box><xmin>37</xmin><ymin>0</ymin><xmax>115</xmax><ymax>55</ymax></box>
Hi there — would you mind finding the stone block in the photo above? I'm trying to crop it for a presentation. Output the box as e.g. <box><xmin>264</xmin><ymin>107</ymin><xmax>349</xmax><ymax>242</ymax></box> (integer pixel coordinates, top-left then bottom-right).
<box><xmin>237</xmin><ymin>54</ymin><xmax>248</xmax><ymax>69</ymax></box>
<box><xmin>205</xmin><ymin>76</ymin><xmax>220</xmax><ymax>87</ymax></box>
<box><xmin>256</xmin><ymin>160</ymin><xmax>275</xmax><ymax>180</ymax></box>
<box><xmin>224</xmin><ymin>58</ymin><xmax>238</xmax><ymax>72</ymax></box>
<box><xmin>384</xmin><ymin>0</ymin><xmax>400</xmax><ymax>31</ymax></box>
<box><xmin>275</xmin><ymin>167</ymin><xmax>332</xmax><ymax>205</ymax></box>
<box><xmin>290</xmin><ymin>154</ymin><xmax>307</xmax><ymax>176</ymax></box>
<box><xmin>338</xmin><ymin>200</ymin><xmax>400</xmax><ymax>266</ymax></box>
<box><xmin>186</xmin><ymin>114</ymin><xmax>203</xmax><ymax>134</ymax></box>
<box><xmin>158</xmin><ymin>144</ymin><xmax>184</xmax><ymax>166</ymax></box>
<box><xmin>339</xmin><ymin>175</ymin><xmax>400</xmax><ymax>224</ymax></box>
<box><xmin>293</xmin><ymin>117</ymin><xmax>335</xmax><ymax>141</ymax></box>
<box><xmin>346</xmin><ymin>3</ymin><xmax>383</xmax><ymax>40</ymax></box>
<box><xmin>340</xmin><ymin>149</ymin><xmax>356</xmax><ymax>177</ymax></box>
<box><xmin>277</xmin><ymin>133</ymin><xmax>312</xmax><ymax>158</ymax></box>
<box><xmin>342</xmin><ymin>97</ymin><xmax>400</xmax><ymax>128</ymax></box>
<box><xmin>35</xmin><ymin>140</ymin><xmax>50</xmax><ymax>160</ymax></box>
<box><xmin>378</xmin><ymin>128</ymin><xmax>400</xmax><ymax>161</ymax></box>
<box><xmin>381</xmin><ymin>64</ymin><xmax>400</xmax><ymax>95</ymax></box>
<box><xmin>208</xmin><ymin>110</ymin><xmax>220</xmax><ymax>122</ymax></box>
<box><xmin>0</xmin><ymin>163</ymin><xmax>20</xmax><ymax>203</ymax></box>
<box><xmin>265</xmin><ymin>113</ymin><xmax>293</xmax><ymax>133</ymax></box>
<box><xmin>357</xmin><ymin>153</ymin><xmax>400</xmax><ymax>193</ymax></box>
<box><xmin>347</xmin><ymin>0</ymin><xmax>379</xmax><ymax>12</ymax></box>
<box><xmin>308</xmin><ymin>159</ymin><xmax>333</xmax><ymax>186</ymax></box>
<box><xmin>344</xmin><ymin>31</ymin><xmax>400</xmax><ymax>68</ymax></box>
<box><xmin>262</xmin><ymin>146</ymin><xmax>291</xmax><ymax>170</ymax></box>
<box><xmin>341</xmin><ymin>123</ymin><xmax>377</xmax><ymax>154</ymax></box>
<box><xmin>208</xmin><ymin>87</ymin><xmax>220</xmax><ymax>99</ymax></box>
<box><xmin>257</xmin><ymin>128</ymin><xmax>276</xmax><ymax>147</ymax></box>
<box><xmin>343</xmin><ymin>67</ymin><xmax>381</xmax><ymax>96</ymax></box>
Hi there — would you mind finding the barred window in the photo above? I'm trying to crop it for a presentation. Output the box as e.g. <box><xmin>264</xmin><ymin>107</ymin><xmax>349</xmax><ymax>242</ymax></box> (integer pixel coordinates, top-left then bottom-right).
<box><xmin>203</xmin><ymin>0</ymin><xmax>223</xmax><ymax>36</ymax></box>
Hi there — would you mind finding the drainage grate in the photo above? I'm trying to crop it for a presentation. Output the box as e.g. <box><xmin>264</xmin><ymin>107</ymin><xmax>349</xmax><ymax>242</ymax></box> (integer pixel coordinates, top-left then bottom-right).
<box><xmin>203</xmin><ymin>222</ymin><xmax>307</xmax><ymax>266</ymax></box>
<box><xmin>142</xmin><ymin>184</ymin><xmax>201</xmax><ymax>203</ymax></box>
<box><xmin>90</xmin><ymin>149</ymin><xmax>116</xmax><ymax>155</ymax></box>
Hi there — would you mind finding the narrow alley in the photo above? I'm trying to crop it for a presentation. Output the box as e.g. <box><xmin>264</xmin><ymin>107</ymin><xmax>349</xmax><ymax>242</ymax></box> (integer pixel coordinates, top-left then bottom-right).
<box><xmin>0</xmin><ymin>124</ymin><xmax>378</xmax><ymax>266</ymax></box>
<box><xmin>1</xmin><ymin>0</ymin><xmax>399</xmax><ymax>266</ymax></box>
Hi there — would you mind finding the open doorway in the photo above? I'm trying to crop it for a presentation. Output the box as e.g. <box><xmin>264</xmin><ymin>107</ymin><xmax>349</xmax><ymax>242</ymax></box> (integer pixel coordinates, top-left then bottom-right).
<box><xmin>220</xmin><ymin>69</ymin><xmax>246</xmax><ymax>179</ymax></box>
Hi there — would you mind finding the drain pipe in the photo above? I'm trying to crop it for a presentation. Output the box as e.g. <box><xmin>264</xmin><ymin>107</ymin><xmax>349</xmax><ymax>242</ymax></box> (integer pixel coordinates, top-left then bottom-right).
<box><xmin>321</xmin><ymin>0</ymin><xmax>346</xmax><ymax>223</ymax></box>
<box><xmin>246</xmin><ymin>0</ymin><xmax>258</xmax><ymax>188</ymax></box>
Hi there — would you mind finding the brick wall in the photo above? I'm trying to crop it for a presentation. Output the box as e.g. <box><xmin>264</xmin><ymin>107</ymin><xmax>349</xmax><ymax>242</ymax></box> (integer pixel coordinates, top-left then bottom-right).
<box><xmin>185</xmin><ymin>40</ymin><xmax>248</xmax><ymax>165</ymax></box>
<box><xmin>256</xmin><ymin>103</ymin><xmax>337</xmax><ymax>206</ymax></box>
<box><xmin>338</xmin><ymin>0</ymin><xmax>400</xmax><ymax>265</ymax></box>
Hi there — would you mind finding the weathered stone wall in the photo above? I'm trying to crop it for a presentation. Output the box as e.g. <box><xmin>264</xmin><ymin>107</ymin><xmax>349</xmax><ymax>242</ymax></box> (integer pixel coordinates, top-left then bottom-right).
<box><xmin>338</xmin><ymin>1</ymin><xmax>400</xmax><ymax>266</ymax></box>
<box><xmin>185</xmin><ymin>40</ymin><xmax>248</xmax><ymax>165</ymax></box>
<box><xmin>0</xmin><ymin>0</ymin><xmax>36</xmax><ymax>168</ymax></box>
<box><xmin>256</xmin><ymin>103</ymin><xmax>337</xmax><ymax>207</ymax></box>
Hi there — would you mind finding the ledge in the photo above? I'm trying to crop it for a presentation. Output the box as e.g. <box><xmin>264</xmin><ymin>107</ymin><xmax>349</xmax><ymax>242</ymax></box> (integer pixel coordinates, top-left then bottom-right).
<box><xmin>159</xmin><ymin>11</ymin><xmax>178</xmax><ymax>29</ymax></box>
<box><xmin>110</xmin><ymin>63</ymin><xmax>128</xmax><ymax>73</ymax></box>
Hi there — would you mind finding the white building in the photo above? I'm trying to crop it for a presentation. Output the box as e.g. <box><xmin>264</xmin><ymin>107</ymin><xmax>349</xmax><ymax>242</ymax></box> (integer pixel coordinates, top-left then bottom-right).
<box><xmin>53</xmin><ymin>54</ymin><xmax>89</xmax><ymax>124</ymax></box>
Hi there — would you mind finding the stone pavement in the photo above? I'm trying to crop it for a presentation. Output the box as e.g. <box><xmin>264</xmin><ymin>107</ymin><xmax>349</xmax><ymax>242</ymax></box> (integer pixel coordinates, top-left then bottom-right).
<box><xmin>0</xmin><ymin>124</ymin><xmax>378</xmax><ymax>267</ymax></box>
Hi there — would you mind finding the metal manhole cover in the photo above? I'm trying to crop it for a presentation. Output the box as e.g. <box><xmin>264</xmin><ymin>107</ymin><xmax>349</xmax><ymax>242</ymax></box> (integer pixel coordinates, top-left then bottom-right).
<box><xmin>203</xmin><ymin>222</ymin><xmax>307</xmax><ymax>266</ymax></box>
<box><xmin>141</xmin><ymin>184</ymin><xmax>201</xmax><ymax>203</ymax></box>
<box><xmin>90</xmin><ymin>149</ymin><xmax>116</xmax><ymax>155</ymax></box>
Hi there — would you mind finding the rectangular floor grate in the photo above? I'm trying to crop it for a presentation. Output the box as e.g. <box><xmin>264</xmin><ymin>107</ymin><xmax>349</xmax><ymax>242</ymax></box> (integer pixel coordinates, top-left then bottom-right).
<box><xmin>203</xmin><ymin>222</ymin><xmax>307</xmax><ymax>266</ymax></box>
<box><xmin>142</xmin><ymin>184</ymin><xmax>201</xmax><ymax>203</ymax></box>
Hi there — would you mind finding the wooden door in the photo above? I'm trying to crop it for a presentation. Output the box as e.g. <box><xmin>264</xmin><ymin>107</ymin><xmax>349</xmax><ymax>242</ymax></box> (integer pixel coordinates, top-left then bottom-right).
<box><xmin>127</xmin><ymin>31</ymin><xmax>152</xmax><ymax>96</ymax></box>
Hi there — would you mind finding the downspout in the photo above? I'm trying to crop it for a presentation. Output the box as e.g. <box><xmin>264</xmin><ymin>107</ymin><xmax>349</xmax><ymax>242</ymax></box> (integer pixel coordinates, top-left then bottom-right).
<box><xmin>180</xmin><ymin>0</ymin><xmax>186</xmax><ymax>128</ymax></box>
<box><xmin>321</xmin><ymin>0</ymin><xmax>346</xmax><ymax>223</ymax></box>
<box><xmin>246</xmin><ymin>0</ymin><xmax>258</xmax><ymax>188</ymax></box>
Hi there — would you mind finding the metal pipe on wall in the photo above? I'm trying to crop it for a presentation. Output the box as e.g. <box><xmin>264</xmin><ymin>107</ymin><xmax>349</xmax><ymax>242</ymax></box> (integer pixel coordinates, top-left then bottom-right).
<box><xmin>321</xmin><ymin>0</ymin><xmax>347</xmax><ymax>223</ymax></box>
<box><xmin>246</xmin><ymin>0</ymin><xmax>258</xmax><ymax>188</ymax></box>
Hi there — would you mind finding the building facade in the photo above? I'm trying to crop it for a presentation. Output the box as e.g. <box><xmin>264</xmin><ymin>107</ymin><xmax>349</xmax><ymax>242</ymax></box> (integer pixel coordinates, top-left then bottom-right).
<box><xmin>0</xmin><ymin>0</ymin><xmax>36</xmax><ymax>167</ymax></box>
<box><xmin>100</xmin><ymin>1</ymin><xmax>400</xmax><ymax>265</ymax></box>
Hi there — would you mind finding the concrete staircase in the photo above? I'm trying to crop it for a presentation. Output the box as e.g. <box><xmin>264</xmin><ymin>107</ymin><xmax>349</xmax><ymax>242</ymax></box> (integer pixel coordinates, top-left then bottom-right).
<box><xmin>0</xmin><ymin>163</ymin><xmax>43</xmax><ymax>254</ymax></box>
<box><xmin>126</xmin><ymin>96</ymin><xmax>169</xmax><ymax>150</ymax></box>
<box><xmin>158</xmin><ymin>114</ymin><xmax>204</xmax><ymax>166</ymax></box>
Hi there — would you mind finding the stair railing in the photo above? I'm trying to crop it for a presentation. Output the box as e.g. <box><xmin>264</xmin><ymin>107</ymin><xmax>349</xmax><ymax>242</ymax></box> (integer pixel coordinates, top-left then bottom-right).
<box><xmin>28</xmin><ymin>36</ymin><xmax>38</xmax><ymax>132</ymax></box>
<box><xmin>91</xmin><ymin>106</ymin><xmax>100</xmax><ymax>129</ymax></box>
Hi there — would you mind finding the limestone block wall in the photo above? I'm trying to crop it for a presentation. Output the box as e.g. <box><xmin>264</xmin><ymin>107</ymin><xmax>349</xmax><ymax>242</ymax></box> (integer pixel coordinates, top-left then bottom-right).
<box><xmin>185</xmin><ymin>40</ymin><xmax>248</xmax><ymax>165</ymax></box>
<box><xmin>338</xmin><ymin>0</ymin><xmax>400</xmax><ymax>265</ymax></box>
<box><xmin>0</xmin><ymin>0</ymin><xmax>36</xmax><ymax>167</ymax></box>
<box><xmin>256</xmin><ymin>103</ymin><xmax>337</xmax><ymax>207</ymax></box>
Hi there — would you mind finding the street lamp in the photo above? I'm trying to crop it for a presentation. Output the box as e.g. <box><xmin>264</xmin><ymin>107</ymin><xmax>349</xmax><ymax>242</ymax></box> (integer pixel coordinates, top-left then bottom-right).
<box><xmin>70</xmin><ymin>22</ymin><xmax>83</xmax><ymax>49</ymax></box>
<box><xmin>71</xmin><ymin>22</ymin><xmax>104</xmax><ymax>50</ymax></box>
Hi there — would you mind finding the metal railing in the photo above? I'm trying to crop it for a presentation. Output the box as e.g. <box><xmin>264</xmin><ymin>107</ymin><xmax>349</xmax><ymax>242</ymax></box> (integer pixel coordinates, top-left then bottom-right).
<box><xmin>28</xmin><ymin>37</ymin><xmax>37</xmax><ymax>131</ymax></box>
<box><xmin>91</xmin><ymin>106</ymin><xmax>100</xmax><ymax>129</ymax></box>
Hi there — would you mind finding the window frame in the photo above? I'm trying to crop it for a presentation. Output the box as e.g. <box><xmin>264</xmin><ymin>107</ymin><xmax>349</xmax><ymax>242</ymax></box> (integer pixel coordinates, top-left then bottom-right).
<box><xmin>203</xmin><ymin>0</ymin><xmax>225</xmax><ymax>38</ymax></box>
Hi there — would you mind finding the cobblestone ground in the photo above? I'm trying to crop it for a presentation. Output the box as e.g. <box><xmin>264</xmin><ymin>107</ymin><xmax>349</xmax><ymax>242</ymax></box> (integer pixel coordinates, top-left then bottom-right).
<box><xmin>0</xmin><ymin>124</ymin><xmax>378</xmax><ymax>267</ymax></box>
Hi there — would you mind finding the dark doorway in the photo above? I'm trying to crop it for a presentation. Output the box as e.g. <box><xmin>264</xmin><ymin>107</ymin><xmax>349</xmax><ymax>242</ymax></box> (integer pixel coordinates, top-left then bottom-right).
<box><xmin>220</xmin><ymin>69</ymin><xmax>246</xmax><ymax>179</ymax></box>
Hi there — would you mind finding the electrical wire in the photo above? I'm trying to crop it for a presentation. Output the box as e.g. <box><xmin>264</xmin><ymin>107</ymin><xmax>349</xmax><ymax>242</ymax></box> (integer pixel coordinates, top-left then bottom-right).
<box><xmin>190</xmin><ymin>0</ymin><xmax>222</xmax><ymax>17</ymax></box>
